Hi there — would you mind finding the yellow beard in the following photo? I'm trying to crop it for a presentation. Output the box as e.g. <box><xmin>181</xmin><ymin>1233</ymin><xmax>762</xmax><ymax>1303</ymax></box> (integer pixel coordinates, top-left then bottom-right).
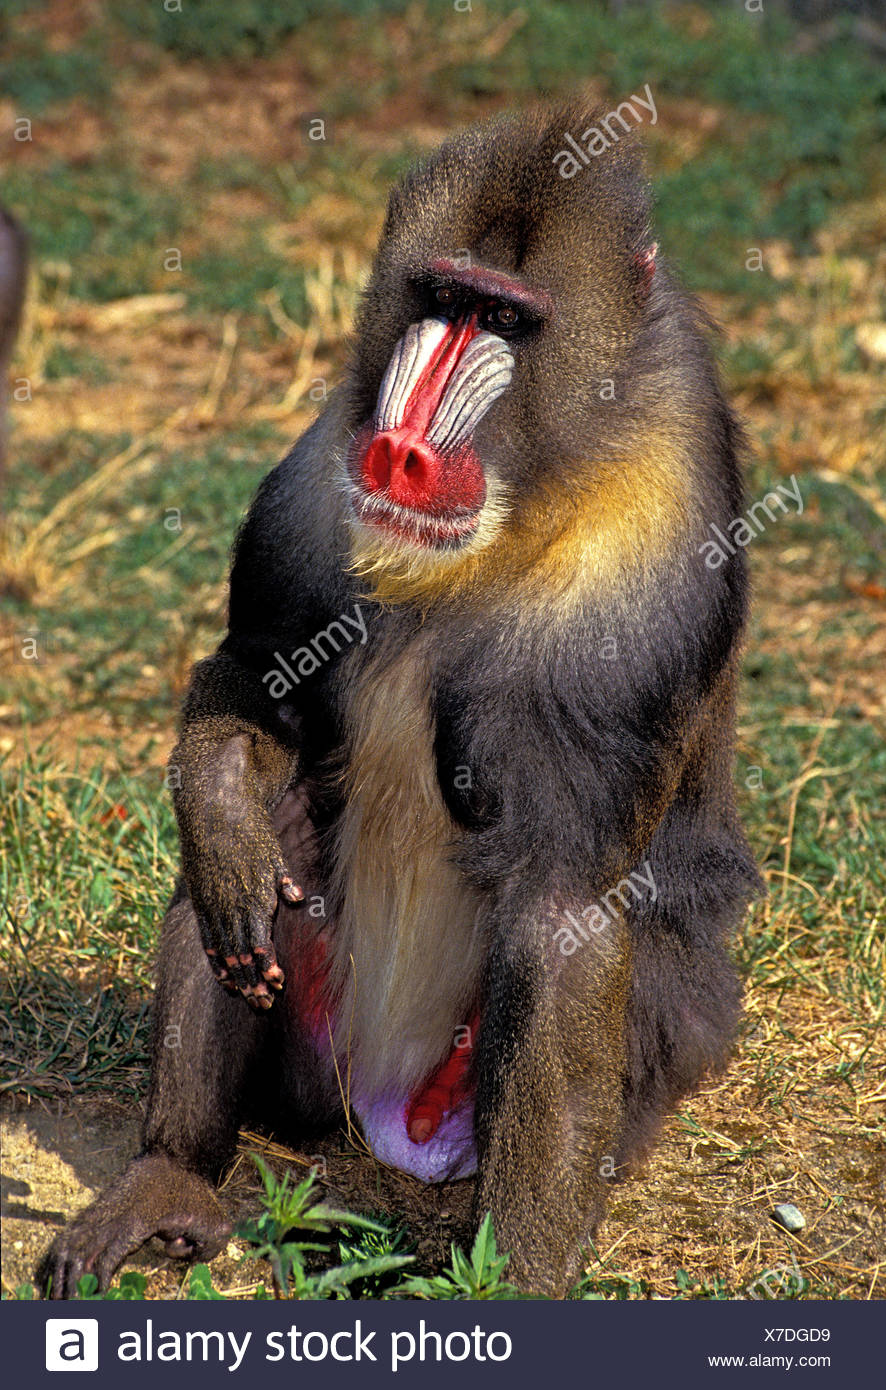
<box><xmin>346</xmin><ymin>433</ymin><xmax>695</xmax><ymax>614</ymax></box>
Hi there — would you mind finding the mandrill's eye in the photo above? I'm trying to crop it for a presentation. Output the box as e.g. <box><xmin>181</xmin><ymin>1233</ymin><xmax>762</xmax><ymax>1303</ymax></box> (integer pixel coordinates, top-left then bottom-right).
<box><xmin>486</xmin><ymin>303</ymin><xmax>522</xmax><ymax>334</ymax></box>
<box><xmin>435</xmin><ymin>285</ymin><xmax>458</xmax><ymax>309</ymax></box>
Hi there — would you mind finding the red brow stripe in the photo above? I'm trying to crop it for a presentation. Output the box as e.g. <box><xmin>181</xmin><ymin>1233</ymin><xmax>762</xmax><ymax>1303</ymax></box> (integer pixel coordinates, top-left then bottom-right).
<box><xmin>429</xmin><ymin>258</ymin><xmax>552</xmax><ymax>316</ymax></box>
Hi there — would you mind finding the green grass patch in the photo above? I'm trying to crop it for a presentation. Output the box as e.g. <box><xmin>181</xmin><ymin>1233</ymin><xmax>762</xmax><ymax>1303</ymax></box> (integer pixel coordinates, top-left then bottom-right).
<box><xmin>0</xmin><ymin>751</ymin><xmax>176</xmax><ymax>1098</ymax></box>
<box><xmin>108</xmin><ymin>0</ymin><xmax>414</xmax><ymax>60</ymax></box>
<box><xmin>0</xmin><ymin>21</ymin><xmax>109</xmax><ymax>112</ymax></box>
<box><xmin>0</xmin><ymin>163</ymin><xmax>184</xmax><ymax>302</ymax></box>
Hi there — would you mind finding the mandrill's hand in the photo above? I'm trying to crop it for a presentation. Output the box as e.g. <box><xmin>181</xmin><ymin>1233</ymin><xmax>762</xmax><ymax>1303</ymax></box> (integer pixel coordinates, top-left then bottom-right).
<box><xmin>173</xmin><ymin>731</ymin><xmax>303</xmax><ymax>1009</ymax></box>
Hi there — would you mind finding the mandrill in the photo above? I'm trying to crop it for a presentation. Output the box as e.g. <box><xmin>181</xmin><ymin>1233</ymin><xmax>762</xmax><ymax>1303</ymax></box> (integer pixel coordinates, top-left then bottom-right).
<box><xmin>44</xmin><ymin>102</ymin><xmax>760</xmax><ymax>1298</ymax></box>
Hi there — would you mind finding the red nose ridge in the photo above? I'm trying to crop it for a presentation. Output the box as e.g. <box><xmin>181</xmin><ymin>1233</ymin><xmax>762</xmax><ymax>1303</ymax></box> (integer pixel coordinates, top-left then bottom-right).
<box><xmin>362</xmin><ymin>426</ymin><xmax>442</xmax><ymax>507</ymax></box>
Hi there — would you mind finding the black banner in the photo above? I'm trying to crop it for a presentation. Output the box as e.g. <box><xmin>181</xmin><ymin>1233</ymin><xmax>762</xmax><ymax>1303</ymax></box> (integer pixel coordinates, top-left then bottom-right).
<box><xmin>5</xmin><ymin>1297</ymin><xmax>877</xmax><ymax>1388</ymax></box>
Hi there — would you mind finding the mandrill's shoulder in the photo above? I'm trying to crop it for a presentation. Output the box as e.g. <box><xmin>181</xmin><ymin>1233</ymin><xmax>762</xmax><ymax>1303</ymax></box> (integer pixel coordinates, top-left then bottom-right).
<box><xmin>226</xmin><ymin>390</ymin><xmax>356</xmax><ymax>638</ymax></box>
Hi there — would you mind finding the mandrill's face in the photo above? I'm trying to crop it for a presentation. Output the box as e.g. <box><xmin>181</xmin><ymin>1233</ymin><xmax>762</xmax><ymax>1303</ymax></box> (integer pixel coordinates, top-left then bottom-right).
<box><xmin>346</xmin><ymin>258</ymin><xmax>550</xmax><ymax>558</ymax></box>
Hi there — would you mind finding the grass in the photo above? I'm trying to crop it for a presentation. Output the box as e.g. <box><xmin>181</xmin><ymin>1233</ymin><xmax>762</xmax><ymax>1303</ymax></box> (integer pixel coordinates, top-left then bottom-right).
<box><xmin>1</xmin><ymin>0</ymin><xmax>884</xmax><ymax>1300</ymax></box>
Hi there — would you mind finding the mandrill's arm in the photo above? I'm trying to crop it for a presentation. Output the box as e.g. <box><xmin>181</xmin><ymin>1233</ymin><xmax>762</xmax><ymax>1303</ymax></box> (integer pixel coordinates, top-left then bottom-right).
<box><xmin>169</xmin><ymin>651</ymin><xmax>303</xmax><ymax>1008</ymax></box>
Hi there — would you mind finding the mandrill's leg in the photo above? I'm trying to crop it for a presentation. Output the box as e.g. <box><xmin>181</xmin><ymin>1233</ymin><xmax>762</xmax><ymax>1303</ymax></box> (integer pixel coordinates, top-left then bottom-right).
<box><xmin>41</xmin><ymin>892</ymin><xmax>268</xmax><ymax>1298</ymax></box>
<box><xmin>472</xmin><ymin>898</ymin><xmax>631</xmax><ymax>1298</ymax></box>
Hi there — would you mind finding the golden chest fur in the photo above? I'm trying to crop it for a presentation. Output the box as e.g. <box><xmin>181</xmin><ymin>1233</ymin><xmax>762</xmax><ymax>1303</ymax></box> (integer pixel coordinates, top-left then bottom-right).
<box><xmin>326</xmin><ymin>640</ymin><xmax>485</xmax><ymax>1095</ymax></box>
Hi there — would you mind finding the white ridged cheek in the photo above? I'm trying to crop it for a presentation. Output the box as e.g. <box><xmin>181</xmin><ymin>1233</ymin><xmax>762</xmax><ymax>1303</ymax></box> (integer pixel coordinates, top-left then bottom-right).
<box><xmin>373</xmin><ymin>318</ymin><xmax>514</xmax><ymax>446</ymax></box>
<box><xmin>373</xmin><ymin>317</ymin><xmax>450</xmax><ymax>432</ymax></box>
<box><xmin>426</xmin><ymin>334</ymin><xmax>514</xmax><ymax>450</ymax></box>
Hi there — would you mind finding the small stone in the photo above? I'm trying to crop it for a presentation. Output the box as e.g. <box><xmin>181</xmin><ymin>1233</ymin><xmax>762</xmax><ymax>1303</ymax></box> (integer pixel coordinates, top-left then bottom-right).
<box><xmin>772</xmin><ymin>1203</ymin><xmax>806</xmax><ymax>1233</ymax></box>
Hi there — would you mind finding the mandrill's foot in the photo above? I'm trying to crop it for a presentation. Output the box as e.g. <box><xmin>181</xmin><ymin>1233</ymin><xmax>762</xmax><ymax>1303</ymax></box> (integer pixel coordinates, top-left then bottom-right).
<box><xmin>39</xmin><ymin>1153</ymin><xmax>231</xmax><ymax>1299</ymax></box>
